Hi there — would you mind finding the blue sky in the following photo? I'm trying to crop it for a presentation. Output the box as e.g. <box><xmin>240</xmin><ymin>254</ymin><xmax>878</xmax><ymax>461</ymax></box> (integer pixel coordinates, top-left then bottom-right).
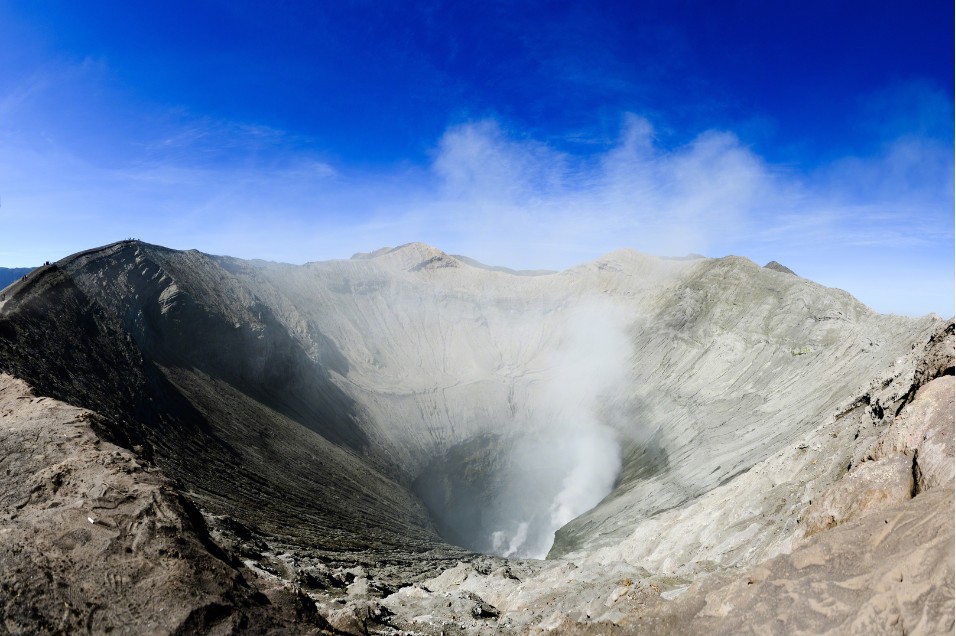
<box><xmin>0</xmin><ymin>1</ymin><xmax>952</xmax><ymax>316</ymax></box>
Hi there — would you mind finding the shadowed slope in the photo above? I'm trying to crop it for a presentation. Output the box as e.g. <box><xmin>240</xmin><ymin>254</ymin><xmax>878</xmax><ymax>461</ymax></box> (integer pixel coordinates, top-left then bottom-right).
<box><xmin>0</xmin><ymin>242</ymin><xmax>449</xmax><ymax>558</ymax></box>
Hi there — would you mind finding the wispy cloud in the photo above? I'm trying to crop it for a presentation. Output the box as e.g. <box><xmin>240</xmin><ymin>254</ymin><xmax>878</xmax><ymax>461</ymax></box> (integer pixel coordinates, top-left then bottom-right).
<box><xmin>404</xmin><ymin>115</ymin><xmax>778</xmax><ymax>263</ymax></box>
<box><xmin>404</xmin><ymin>111</ymin><xmax>952</xmax><ymax>274</ymax></box>
<box><xmin>0</xmin><ymin>65</ymin><xmax>951</xmax><ymax>315</ymax></box>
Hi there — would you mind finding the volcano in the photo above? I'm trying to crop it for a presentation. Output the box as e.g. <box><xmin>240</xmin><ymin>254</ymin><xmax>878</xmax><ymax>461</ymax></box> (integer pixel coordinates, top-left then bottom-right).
<box><xmin>0</xmin><ymin>240</ymin><xmax>951</xmax><ymax>634</ymax></box>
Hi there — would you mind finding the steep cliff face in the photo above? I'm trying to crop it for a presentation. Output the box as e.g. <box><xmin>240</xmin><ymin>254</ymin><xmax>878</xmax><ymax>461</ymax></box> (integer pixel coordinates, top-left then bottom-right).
<box><xmin>0</xmin><ymin>240</ymin><xmax>950</xmax><ymax>634</ymax></box>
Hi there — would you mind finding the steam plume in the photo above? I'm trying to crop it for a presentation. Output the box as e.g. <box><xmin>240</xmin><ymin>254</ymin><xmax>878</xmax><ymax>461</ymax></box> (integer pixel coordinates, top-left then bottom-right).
<box><xmin>488</xmin><ymin>303</ymin><xmax>631</xmax><ymax>558</ymax></box>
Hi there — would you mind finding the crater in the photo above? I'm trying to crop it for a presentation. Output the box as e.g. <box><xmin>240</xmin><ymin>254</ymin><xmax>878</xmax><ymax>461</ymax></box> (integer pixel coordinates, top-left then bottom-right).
<box><xmin>0</xmin><ymin>240</ymin><xmax>948</xmax><ymax>633</ymax></box>
<box><xmin>412</xmin><ymin>428</ymin><xmax>628</xmax><ymax>558</ymax></box>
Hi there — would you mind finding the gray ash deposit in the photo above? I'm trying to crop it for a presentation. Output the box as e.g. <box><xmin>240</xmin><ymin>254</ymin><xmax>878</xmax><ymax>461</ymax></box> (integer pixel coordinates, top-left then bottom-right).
<box><xmin>0</xmin><ymin>239</ymin><xmax>951</xmax><ymax>634</ymax></box>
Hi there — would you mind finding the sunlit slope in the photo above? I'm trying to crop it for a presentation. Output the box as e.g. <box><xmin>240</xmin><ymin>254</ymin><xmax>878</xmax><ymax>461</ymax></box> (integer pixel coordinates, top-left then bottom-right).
<box><xmin>217</xmin><ymin>242</ymin><xmax>935</xmax><ymax>556</ymax></box>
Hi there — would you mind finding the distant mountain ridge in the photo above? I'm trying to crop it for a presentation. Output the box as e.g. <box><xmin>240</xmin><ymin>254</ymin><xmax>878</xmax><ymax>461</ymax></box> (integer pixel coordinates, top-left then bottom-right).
<box><xmin>0</xmin><ymin>267</ymin><xmax>35</xmax><ymax>291</ymax></box>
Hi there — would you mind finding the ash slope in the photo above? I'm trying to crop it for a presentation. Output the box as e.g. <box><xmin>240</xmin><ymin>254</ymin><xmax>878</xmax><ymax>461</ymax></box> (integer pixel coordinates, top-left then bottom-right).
<box><xmin>0</xmin><ymin>240</ymin><xmax>951</xmax><ymax>634</ymax></box>
<box><xmin>215</xmin><ymin>241</ymin><xmax>940</xmax><ymax>558</ymax></box>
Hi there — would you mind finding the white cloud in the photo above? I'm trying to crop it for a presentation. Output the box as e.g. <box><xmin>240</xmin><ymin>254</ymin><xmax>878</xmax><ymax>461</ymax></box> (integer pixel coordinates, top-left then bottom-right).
<box><xmin>398</xmin><ymin>115</ymin><xmax>784</xmax><ymax>266</ymax></box>
<box><xmin>397</xmin><ymin>115</ymin><xmax>951</xmax><ymax>316</ymax></box>
<box><xmin>0</xmin><ymin>65</ymin><xmax>951</xmax><ymax>315</ymax></box>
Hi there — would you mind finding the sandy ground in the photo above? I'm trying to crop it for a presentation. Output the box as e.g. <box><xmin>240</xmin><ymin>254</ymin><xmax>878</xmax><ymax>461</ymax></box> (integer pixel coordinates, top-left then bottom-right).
<box><xmin>0</xmin><ymin>373</ymin><xmax>331</xmax><ymax>634</ymax></box>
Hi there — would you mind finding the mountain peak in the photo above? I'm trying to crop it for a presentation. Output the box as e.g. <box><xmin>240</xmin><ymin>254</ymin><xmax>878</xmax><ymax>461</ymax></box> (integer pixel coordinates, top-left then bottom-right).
<box><xmin>353</xmin><ymin>242</ymin><xmax>460</xmax><ymax>272</ymax></box>
<box><xmin>764</xmin><ymin>260</ymin><xmax>797</xmax><ymax>276</ymax></box>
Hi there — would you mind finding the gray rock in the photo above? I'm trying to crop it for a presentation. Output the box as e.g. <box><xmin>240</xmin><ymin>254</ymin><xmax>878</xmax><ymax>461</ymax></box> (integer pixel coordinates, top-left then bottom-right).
<box><xmin>764</xmin><ymin>260</ymin><xmax>797</xmax><ymax>275</ymax></box>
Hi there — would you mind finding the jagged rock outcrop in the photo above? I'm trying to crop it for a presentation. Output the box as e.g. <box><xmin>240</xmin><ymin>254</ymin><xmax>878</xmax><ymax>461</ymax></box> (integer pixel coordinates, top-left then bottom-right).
<box><xmin>764</xmin><ymin>260</ymin><xmax>797</xmax><ymax>275</ymax></box>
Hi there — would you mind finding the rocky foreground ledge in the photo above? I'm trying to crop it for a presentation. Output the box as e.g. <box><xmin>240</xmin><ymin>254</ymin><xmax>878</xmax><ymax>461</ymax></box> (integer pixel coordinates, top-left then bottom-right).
<box><xmin>0</xmin><ymin>374</ymin><xmax>330</xmax><ymax>634</ymax></box>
